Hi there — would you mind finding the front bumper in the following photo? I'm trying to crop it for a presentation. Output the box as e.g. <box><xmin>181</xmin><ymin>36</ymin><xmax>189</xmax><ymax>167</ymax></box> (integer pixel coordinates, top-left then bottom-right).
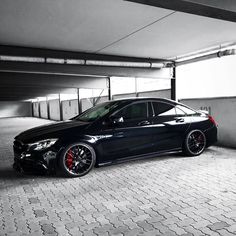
<box><xmin>13</xmin><ymin>153</ymin><xmax>48</xmax><ymax>174</ymax></box>
<box><xmin>13</xmin><ymin>142</ymin><xmax>58</xmax><ymax>174</ymax></box>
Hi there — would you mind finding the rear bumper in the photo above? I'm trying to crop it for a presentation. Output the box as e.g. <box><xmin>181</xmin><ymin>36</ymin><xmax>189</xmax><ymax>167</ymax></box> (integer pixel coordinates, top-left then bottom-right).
<box><xmin>204</xmin><ymin>125</ymin><xmax>218</xmax><ymax>147</ymax></box>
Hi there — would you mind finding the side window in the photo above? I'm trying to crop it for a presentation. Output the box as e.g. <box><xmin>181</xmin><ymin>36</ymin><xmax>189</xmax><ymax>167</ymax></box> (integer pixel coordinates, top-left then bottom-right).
<box><xmin>116</xmin><ymin>102</ymin><xmax>147</xmax><ymax>120</ymax></box>
<box><xmin>176</xmin><ymin>105</ymin><xmax>196</xmax><ymax>115</ymax></box>
<box><xmin>175</xmin><ymin>107</ymin><xmax>186</xmax><ymax>116</ymax></box>
<box><xmin>152</xmin><ymin>102</ymin><xmax>176</xmax><ymax>116</ymax></box>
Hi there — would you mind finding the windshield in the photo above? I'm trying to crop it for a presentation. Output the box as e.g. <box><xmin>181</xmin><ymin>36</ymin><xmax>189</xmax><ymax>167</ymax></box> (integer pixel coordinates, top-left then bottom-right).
<box><xmin>73</xmin><ymin>101</ymin><xmax>119</xmax><ymax>122</ymax></box>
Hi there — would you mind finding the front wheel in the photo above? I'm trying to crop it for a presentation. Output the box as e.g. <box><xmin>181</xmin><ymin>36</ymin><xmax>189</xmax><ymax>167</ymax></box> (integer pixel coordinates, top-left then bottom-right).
<box><xmin>59</xmin><ymin>142</ymin><xmax>96</xmax><ymax>177</ymax></box>
<box><xmin>183</xmin><ymin>130</ymin><xmax>206</xmax><ymax>156</ymax></box>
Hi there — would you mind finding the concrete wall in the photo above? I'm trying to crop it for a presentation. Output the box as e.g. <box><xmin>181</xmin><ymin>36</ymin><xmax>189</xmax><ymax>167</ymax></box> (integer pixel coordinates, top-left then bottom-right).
<box><xmin>138</xmin><ymin>89</ymin><xmax>171</xmax><ymax>99</ymax></box>
<box><xmin>39</xmin><ymin>101</ymin><xmax>48</xmax><ymax>119</ymax></box>
<box><xmin>179</xmin><ymin>97</ymin><xmax>236</xmax><ymax>148</ymax></box>
<box><xmin>80</xmin><ymin>96</ymin><xmax>109</xmax><ymax>112</ymax></box>
<box><xmin>48</xmin><ymin>99</ymin><xmax>60</xmax><ymax>121</ymax></box>
<box><xmin>0</xmin><ymin>101</ymin><xmax>32</xmax><ymax>118</ymax></box>
<box><xmin>33</xmin><ymin>102</ymin><xmax>39</xmax><ymax>117</ymax></box>
<box><xmin>113</xmin><ymin>93</ymin><xmax>136</xmax><ymax>100</ymax></box>
<box><xmin>113</xmin><ymin>89</ymin><xmax>171</xmax><ymax>100</ymax></box>
<box><xmin>61</xmin><ymin>99</ymin><xmax>79</xmax><ymax>120</ymax></box>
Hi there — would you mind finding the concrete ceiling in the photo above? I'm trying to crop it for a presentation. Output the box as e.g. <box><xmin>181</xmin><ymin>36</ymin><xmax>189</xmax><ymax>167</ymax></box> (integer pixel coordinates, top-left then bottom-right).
<box><xmin>1</xmin><ymin>0</ymin><xmax>236</xmax><ymax>59</ymax></box>
<box><xmin>1</xmin><ymin>0</ymin><xmax>236</xmax><ymax>101</ymax></box>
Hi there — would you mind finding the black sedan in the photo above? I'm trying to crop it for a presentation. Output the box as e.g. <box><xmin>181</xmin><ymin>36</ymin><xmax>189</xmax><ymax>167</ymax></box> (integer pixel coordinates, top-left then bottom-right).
<box><xmin>13</xmin><ymin>98</ymin><xmax>217</xmax><ymax>177</ymax></box>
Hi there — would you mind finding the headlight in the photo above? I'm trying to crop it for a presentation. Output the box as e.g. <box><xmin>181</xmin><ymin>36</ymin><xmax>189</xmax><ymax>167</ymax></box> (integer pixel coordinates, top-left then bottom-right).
<box><xmin>29</xmin><ymin>139</ymin><xmax>58</xmax><ymax>151</ymax></box>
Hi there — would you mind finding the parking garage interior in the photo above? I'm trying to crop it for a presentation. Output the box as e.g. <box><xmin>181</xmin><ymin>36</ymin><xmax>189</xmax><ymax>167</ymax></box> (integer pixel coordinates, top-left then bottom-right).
<box><xmin>1</xmin><ymin>0</ymin><xmax>236</xmax><ymax>235</ymax></box>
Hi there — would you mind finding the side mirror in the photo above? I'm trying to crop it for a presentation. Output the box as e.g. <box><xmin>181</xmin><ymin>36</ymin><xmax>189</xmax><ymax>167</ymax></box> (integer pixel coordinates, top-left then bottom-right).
<box><xmin>102</xmin><ymin>116</ymin><xmax>124</xmax><ymax>126</ymax></box>
<box><xmin>112</xmin><ymin>116</ymin><xmax>124</xmax><ymax>124</ymax></box>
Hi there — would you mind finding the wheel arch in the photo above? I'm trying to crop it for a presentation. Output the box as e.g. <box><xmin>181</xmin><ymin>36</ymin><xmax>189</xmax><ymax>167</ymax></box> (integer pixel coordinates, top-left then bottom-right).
<box><xmin>55</xmin><ymin>135</ymin><xmax>101</xmax><ymax>167</ymax></box>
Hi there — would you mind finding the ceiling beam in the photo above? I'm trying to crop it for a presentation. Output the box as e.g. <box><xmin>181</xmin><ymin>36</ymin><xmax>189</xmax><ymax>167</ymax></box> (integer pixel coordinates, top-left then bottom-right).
<box><xmin>126</xmin><ymin>0</ymin><xmax>236</xmax><ymax>22</ymax></box>
<box><xmin>0</xmin><ymin>72</ymin><xmax>107</xmax><ymax>89</ymax></box>
<box><xmin>0</xmin><ymin>45</ymin><xmax>168</xmax><ymax>63</ymax></box>
<box><xmin>0</xmin><ymin>61</ymin><xmax>168</xmax><ymax>79</ymax></box>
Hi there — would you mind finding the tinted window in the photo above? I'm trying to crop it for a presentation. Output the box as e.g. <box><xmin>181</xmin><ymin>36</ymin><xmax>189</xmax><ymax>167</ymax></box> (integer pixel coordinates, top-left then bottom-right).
<box><xmin>116</xmin><ymin>102</ymin><xmax>147</xmax><ymax>120</ymax></box>
<box><xmin>152</xmin><ymin>102</ymin><xmax>176</xmax><ymax>116</ymax></box>
<box><xmin>75</xmin><ymin>101</ymin><xmax>119</xmax><ymax>122</ymax></box>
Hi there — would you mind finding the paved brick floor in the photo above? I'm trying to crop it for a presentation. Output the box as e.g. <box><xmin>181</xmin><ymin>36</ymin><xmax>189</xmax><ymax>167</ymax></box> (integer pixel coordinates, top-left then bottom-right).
<box><xmin>0</xmin><ymin>117</ymin><xmax>236</xmax><ymax>236</ymax></box>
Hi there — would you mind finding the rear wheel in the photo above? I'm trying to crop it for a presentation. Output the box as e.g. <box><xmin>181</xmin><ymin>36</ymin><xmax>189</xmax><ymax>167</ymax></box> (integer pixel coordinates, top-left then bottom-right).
<box><xmin>183</xmin><ymin>130</ymin><xmax>206</xmax><ymax>156</ymax></box>
<box><xmin>59</xmin><ymin>142</ymin><xmax>96</xmax><ymax>177</ymax></box>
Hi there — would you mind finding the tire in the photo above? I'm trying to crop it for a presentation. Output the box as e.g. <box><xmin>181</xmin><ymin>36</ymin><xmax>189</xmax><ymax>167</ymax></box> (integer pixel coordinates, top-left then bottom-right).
<box><xmin>183</xmin><ymin>130</ymin><xmax>206</xmax><ymax>156</ymax></box>
<box><xmin>59</xmin><ymin>142</ymin><xmax>96</xmax><ymax>177</ymax></box>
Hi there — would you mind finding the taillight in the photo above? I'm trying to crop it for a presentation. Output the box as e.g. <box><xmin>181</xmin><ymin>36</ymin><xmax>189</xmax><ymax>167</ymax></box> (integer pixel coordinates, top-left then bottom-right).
<box><xmin>208</xmin><ymin>115</ymin><xmax>217</xmax><ymax>126</ymax></box>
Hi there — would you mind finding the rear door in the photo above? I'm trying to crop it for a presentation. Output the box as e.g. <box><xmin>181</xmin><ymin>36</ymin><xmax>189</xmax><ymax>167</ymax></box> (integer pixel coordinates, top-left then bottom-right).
<box><xmin>150</xmin><ymin>101</ymin><xmax>192</xmax><ymax>152</ymax></box>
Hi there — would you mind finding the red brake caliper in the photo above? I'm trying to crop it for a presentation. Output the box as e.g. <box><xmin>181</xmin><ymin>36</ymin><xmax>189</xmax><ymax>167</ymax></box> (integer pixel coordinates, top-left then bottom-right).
<box><xmin>66</xmin><ymin>149</ymin><xmax>73</xmax><ymax>170</ymax></box>
<box><xmin>197</xmin><ymin>134</ymin><xmax>203</xmax><ymax>143</ymax></box>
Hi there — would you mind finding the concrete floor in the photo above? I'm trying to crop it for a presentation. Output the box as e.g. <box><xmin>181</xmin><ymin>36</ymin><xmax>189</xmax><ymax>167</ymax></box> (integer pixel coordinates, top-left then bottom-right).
<box><xmin>0</xmin><ymin>118</ymin><xmax>236</xmax><ymax>236</ymax></box>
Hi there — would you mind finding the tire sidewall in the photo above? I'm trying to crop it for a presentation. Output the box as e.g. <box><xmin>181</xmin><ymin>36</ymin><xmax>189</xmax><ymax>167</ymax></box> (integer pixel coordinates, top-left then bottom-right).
<box><xmin>59</xmin><ymin>142</ymin><xmax>96</xmax><ymax>177</ymax></box>
<box><xmin>184</xmin><ymin>129</ymin><xmax>206</xmax><ymax>156</ymax></box>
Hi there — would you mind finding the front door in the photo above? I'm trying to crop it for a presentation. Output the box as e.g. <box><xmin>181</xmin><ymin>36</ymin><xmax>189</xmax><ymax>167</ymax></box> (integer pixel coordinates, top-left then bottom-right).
<box><xmin>101</xmin><ymin>101</ymin><xmax>154</xmax><ymax>161</ymax></box>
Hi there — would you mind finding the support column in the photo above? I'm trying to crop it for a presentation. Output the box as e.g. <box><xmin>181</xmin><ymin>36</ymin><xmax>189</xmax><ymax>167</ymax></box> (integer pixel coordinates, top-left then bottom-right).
<box><xmin>31</xmin><ymin>102</ymin><xmax>34</xmax><ymax>117</ymax></box>
<box><xmin>171</xmin><ymin>65</ymin><xmax>176</xmax><ymax>101</ymax></box>
<box><xmin>135</xmin><ymin>77</ymin><xmax>138</xmax><ymax>97</ymax></box>
<box><xmin>59</xmin><ymin>94</ymin><xmax>63</xmax><ymax>121</ymax></box>
<box><xmin>77</xmin><ymin>88</ymin><xmax>81</xmax><ymax>114</ymax></box>
<box><xmin>108</xmin><ymin>77</ymin><xmax>112</xmax><ymax>100</ymax></box>
<box><xmin>38</xmin><ymin>99</ymin><xmax>41</xmax><ymax>118</ymax></box>
<box><xmin>46</xmin><ymin>97</ymin><xmax>50</xmax><ymax>120</ymax></box>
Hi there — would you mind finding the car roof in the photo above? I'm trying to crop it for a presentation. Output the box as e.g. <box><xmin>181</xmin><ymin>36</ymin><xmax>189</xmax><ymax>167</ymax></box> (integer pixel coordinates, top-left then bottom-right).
<box><xmin>111</xmin><ymin>97</ymin><xmax>178</xmax><ymax>105</ymax></box>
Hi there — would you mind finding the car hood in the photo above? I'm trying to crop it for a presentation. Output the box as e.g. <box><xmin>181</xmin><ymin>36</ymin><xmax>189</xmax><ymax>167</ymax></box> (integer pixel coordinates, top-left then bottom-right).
<box><xmin>15</xmin><ymin>120</ymin><xmax>90</xmax><ymax>143</ymax></box>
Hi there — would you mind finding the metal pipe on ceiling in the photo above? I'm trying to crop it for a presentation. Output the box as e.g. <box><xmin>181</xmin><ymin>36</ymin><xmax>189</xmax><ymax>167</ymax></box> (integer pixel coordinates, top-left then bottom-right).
<box><xmin>176</xmin><ymin>49</ymin><xmax>236</xmax><ymax>66</ymax></box>
<box><xmin>169</xmin><ymin>42</ymin><xmax>236</xmax><ymax>62</ymax></box>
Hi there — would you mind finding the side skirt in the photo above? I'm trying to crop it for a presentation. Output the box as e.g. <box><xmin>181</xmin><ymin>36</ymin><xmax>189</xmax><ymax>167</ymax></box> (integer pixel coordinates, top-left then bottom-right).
<box><xmin>97</xmin><ymin>148</ymin><xmax>182</xmax><ymax>167</ymax></box>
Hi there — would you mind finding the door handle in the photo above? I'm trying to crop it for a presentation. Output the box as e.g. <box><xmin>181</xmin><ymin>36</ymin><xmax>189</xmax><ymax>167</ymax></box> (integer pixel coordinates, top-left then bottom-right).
<box><xmin>174</xmin><ymin>118</ymin><xmax>184</xmax><ymax>123</ymax></box>
<box><xmin>138</xmin><ymin>120</ymin><xmax>150</xmax><ymax>126</ymax></box>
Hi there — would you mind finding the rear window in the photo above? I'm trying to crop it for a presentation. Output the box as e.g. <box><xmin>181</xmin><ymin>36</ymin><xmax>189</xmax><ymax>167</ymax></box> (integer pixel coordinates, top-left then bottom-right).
<box><xmin>152</xmin><ymin>102</ymin><xmax>176</xmax><ymax>116</ymax></box>
<box><xmin>176</xmin><ymin>105</ymin><xmax>196</xmax><ymax>115</ymax></box>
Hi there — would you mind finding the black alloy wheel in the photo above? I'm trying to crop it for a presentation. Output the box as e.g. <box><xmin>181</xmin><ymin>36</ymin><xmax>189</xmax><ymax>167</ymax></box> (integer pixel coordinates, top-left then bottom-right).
<box><xmin>59</xmin><ymin>142</ymin><xmax>96</xmax><ymax>177</ymax></box>
<box><xmin>184</xmin><ymin>130</ymin><xmax>206</xmax><ymax>156</ymax></box>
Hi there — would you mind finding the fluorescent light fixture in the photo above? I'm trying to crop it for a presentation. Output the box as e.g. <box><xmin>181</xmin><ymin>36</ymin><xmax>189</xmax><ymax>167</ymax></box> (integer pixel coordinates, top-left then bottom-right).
<box><xmin>86</xmin><ymin>60</ymin><xmax>148</xmax><ymax>67</ymax></box>
<box><xmin>0</xmin><ymin>55</ymin><xmax>166</xmax><ymax>68</ymax></box>
<box><xmin>86</xmin><ymin>60</ymin><xmax>164</xmax><ymax>68</ymax></box>
<box><xmin>151</xmin><ymin>62</ymin><xmax>165</xmax><ymax>68</ymax></box>
<box><xmin>46</xmin><ymin>58</ymin><xmax>65</xmax><ymax>64</ymax></box>
<box><xmin>0</xmin><ymin>55</ymin><xmax>45</xmax><ymax>63</ymax></box>
<box><xmin>65</xmin><ymin>59</ymin><xmax>85</xmax><ymax>65</ymax></box>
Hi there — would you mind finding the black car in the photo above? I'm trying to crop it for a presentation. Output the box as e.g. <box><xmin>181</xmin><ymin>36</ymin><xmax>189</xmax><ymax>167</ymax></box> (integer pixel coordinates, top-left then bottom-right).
<box><xmin>13</xmin><ymin>98</ymin><xmax>217</xmax><ymax>177</ymax></box>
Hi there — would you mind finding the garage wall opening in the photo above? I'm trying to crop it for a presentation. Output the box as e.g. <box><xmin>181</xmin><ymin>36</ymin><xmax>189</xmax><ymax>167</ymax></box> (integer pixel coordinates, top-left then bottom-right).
<box><xmin>0</xmin><ymin>101</ymin><xmax>32</xmax><ymax>118</ymax></box>
<box><xmin>111</xmin><ymin>77</ymin><xmax>171</xmax><ymax>100</ymax></box>
<box><xmin>177</xmin><ymin>55</ymin><xmax>236</xmax><ymax>148</ymax></box>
